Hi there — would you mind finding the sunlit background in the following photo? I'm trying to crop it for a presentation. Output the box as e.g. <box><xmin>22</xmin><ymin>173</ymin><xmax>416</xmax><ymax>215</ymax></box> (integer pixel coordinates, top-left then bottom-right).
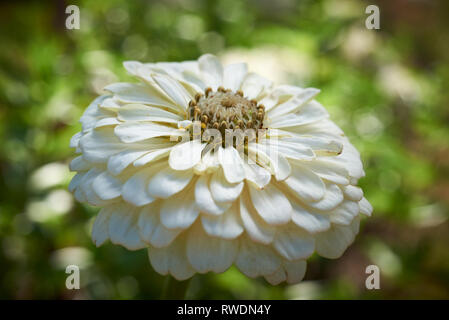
<box><xmin>1</xmin><ymin>0</ymin><xmax>448</xmax><ymax>299</ymax></box>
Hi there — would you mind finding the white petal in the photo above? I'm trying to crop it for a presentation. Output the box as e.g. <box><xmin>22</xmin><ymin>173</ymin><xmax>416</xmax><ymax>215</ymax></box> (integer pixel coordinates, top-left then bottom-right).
<box><xmin>302</xmin><ymin>159</ymin><xmax>349</xmax><ymax>186</ymax></box>
<box><xmin>115</xmin><ymin>122</ymin><xmax>178</xmax><ymax>143</ymax></box>
<box><xmin>104</xmin><ymin>82</ymin><xmax>175</xmax><ymax>109</ymax></box>
<box><xmin>91</xmin><ymin>207</ymin><xmax>111</xmax><ymax>247</ymax></box>
<box><xmin>239</xmin><ymin>191</ymin><xmax>275</xmax><ymax>244</ymax></box>
<box><xmin>235</xmin><ymin>236</ymin><xmax>281</xmax><ymax>278</ymax></box>
<box><xmin>284</xmin><ymin>163</ymin><xmax>325</xmax><ymax>202</ymax></box>
<box><xmin>248</xmin><ymin>143</ymin><xmax>291</xmax><ymax>181</ymax></box>
<box><xmin>201</xmin><ymin>202</ymin><xmax>244</xmax><ymax>239</ymax></box>
<box><xmin>218</xmin><ymin>146</ymin><xmax>245</xmax><ymax>183</ymax></box>
<box><xmin>151</xmin><ymin>73</ymin><xmax>192</xmax><ymax>110</ymax></box>
<box><xmin>343</xmin><ymin>185</ymin><xmax>364</xmax><ymax>201</ymax></box>
<box><xmin>307</xmin><ymin>183</ymin><xmax>344</xmax><ymax>211</ymax></box>
<box><xmin>268</xmin><ymin>88</ymin><xmax>320</xmax><ymax>118</ymax></box>
<box><xmin>268</xmin><ymin>100</ymin><xmax>328</xmax><ymax>128</ymax></box>
<box><xmin>70</xmin><ymin>156</ymin><xmax>91</xmax><ymax>171</ymax></box>
<box><xmin>186</xmin><ymin>222</ymin><xmax>238</xmax><ymax>273</ymax></box>
<box><xmin>117</xmin><ymin>104</ymin><xmax>182</xmax><ymax>123</ymax></box>
<box><xmin>92</xmin><ymin>171</ymin><xmax>122</xmax><ymax>200</ymax></box>
<box><xmin>359</xmin><ymin>197</ymin><xmax>373</xmax><ymax>216</ymax></box>
<box><xmin>108</xmin><ymin>150</ymin><xmax>149</xmax><ymax>175</ymax></box>
<box><xmin>122</xmin><ymin>168</ymin><xmax>155</xmax><ymax>206</ymax></box>
<box><xmin>243</xmin><ymin>162</ymin><xmax>271</xmax><ymax>189</ymax></box>
<box><xmin>248</xmin><ymin>183</ymin><xmax>291</xmax><ymax>225</ymax></box>
<box><xmin>273</xmin><ymin>225</ymin><xmax>315</xmax><ymax>260</ymax></box>
<box><xmin>79</xmin><ymin>129</ymin><xmax>126</xmax><ymax>163</ymax></box>
<box><xmin>315</xmin><ymin>217</ymin><xmax>360</xmax><ymax>259</ymax></box>
<box><xmin>148</xmin><ymin>236</ymin><xmax>196</xmax><ymax>281</ymax></box>
<box><xmin>108</xmin><ymin>204</ymin><xmax>146</xmax><ymax>250</ymax></box>
<box><xmin>329</xmin><ymin>201</ymin><xmax>359</xmax><ymax>225</ymax></box>
<box><xmin>283</xmin><ymin>260</ymin><xmax>307</xmax><ymax>284</ymax></box>
<box><xmin>138</xmin><ymin>203</ymin><xmax>181</xmax><ymax>248</ymax></box>
<box><xmin>198</xmin><ymin>54</ymin><xmax>223</xmax><ymax>90</ymax></box>
<box><xmin>147</xmin><ymin>167</ymin><xmax>193</xmax><ymax>198</ymax></box>
<box><xmin>241</xmin><ymin>73</ymin><xmax>272</xmax><ymax>100</ymax></box>
<box><xmin>223</xmin><ymin>63</ymin><xmax>248</xmax><ymax>91</ymax></box>
<box><xmin>195</xmin><ymin>175</ymin><xmax>231</xmax><ymax>215</ymax></box>
<box><xmin>70</xmin><ymin>132</ymin><xmax>82</xmax><ymax>149</ymax></box>
<box><xmin>291</xmin><ymin>202</ymin><xmax>331</xmax><ymax>234</ymax></box>
<box><xmin>160</xmin><ymin>187</ymin><xmax>199</xmax><ymax>229</ymax></box>
<box><xmin>133</xmin><ymin>148</ymin><xmax>171</xmax><ymax>167</ymax></box>
<box><xmin>264</xmin><ymin>268</ymin><xmax>286</xmax><ymax>285</ymax></box>
<box><xmin>263</xmin><ymin>139</ymin><xmax>315</xmax><ymax>161</ymax></box>
<box><xmin>169</xmin><ymin>140</ymin><xmax>206</xmax><ymax>171</ymax></box>
<box><xmin>210</xmin><ymin>169</ymin><xmax>244</xmax><ymax>203</ymax></box>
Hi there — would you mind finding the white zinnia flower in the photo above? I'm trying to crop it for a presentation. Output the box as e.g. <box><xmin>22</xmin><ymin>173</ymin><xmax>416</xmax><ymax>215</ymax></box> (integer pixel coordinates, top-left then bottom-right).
<box><xmin>69</xmin><ymin>54</ymin><xmax>372</xmax><ymax>284</ymax></box>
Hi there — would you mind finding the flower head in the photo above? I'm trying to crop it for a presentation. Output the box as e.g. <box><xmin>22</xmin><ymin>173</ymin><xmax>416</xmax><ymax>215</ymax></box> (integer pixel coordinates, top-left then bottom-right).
<box><xmin>69</xmin><ymin>54</ymin><xmax>372</xmax><ymax>284</ymax></box>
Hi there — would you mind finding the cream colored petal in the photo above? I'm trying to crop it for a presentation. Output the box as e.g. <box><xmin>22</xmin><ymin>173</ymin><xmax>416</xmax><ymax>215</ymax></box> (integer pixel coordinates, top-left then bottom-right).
<box><xmin>273</xmin><ymin>224</ymin><xmax>315</xmax><ymax>260</ymax></box>
<box><xmin>243</xmin><ymin>162</ymin><xmax>271</xmax><ymax>189</ymax></box>
<box><xmin>201</xmin><ymin>202</ymin><xmax>244</xmax><ymax>239</ymax></box>
<box><xmin>239</xmin><ymin>191</ymin><xmax>276</xmax><ymax>244</ymax></box>
<box><xmin>264</xmin><ymin>268</ymin><xmax>286</xmax><ymax>285</ymax></box>
<box><xmin>315</xmin><ymin>217</ymin><xmax>360</xmax><ymax>259</ymax></box>
<box><xmin>133</xmin><ymin>148</ymin><xmax>171</xmax><ymax>167</ymax></box>
<box><xmin>147</xmin><ymin>235</ymin><xmax>196</xmax><ymax>281</ymax></box>
<box><xmin>186</xmin><ymin>222</ymin><xmax>238</xmax><ymax>273</ymax></box>
<box><xmin>151</xmin><ymin>73</ymin><xmax>192</xmax><ymax>110</ymax></box>
<box><xmin>218</xmin><ymin>146</ymin><xmax>245</xmax><ymax>183</ymax></box>
<box><xmin>138</xmin><ymin>203</ymin><xmax>181</xmax><ymax>248</ymax></box>
<box><xmin>283</xmin><ymin>260</ymin><xmax>307</xmax><ymax>284</ymax></box>
<box><xmin>198</xmin><ymin>54</ymin><xmax>223</xmax><ymax>90</ymax></box>
<box><xmin>210</xmin><ymin>169</ymin><xmax>244</xmax><ymax>203</ymax></box>
<box><xmin>117</xmin><ymin>104</ymin><xmax>182</xmax><ymax>123</ymax></box>
<box><xmin>169</xmin><ymin>140</ymin><xmax>206</xmax><ymax>171</ymax></box>
<box><xmin>301</xmin><ymin>159</ymin><xmax>350</xmax><ymax>186</ymax></box>
<box><xmin>359</xmin><ymin>197</ymin><xmax>373</xmax><ymax>216</ymax></box>
<box><xmin>122</xmin><ymin>168</ymin><xmax>155</xmax><ymax>206</ymax></box>
<box><xmin>104</xmin><ymin>82</ymin><xmax>175</xmax><ymax>110</ymax></box>
<box><xmin>107</xmin><ymin>150</ymin><xmax>149</xmax><ymax>175</ymax></box>
<box><xmin>147</xmin><ymin>167</ymin><xmax>193</xmax><ymax>198</ymax></box>
<box><xmin>343</xmin><ymin>185</ymin><xmax>364</xmax><ymax>201</ymax></box>
<box><xmin>70</xmin><ymin>156</ymin><xmax>91</xmax><ymax>171</ymax></box>
<box><xmin>241</xmin><ymin>73</ymin><xmax>272</xmax><ymax>100</ymax></box>
<box><xmin>92</xmin><ymin>171</ymin><xmax>122</xmax><ymax>200</ymax></box>
<box><xmin>108</xmin><ymin>204</ymin><xmax>146</xmax><ymax>250</ymax></box>
<box><xmin>248</xmin><ymin>183</ymin><xmax>291</xmax><ymax>225</ymax></box>
<box><xmin>195</xmin><ymin>175</ymin><xmax>231</xmax><ymax>215</ymax></box>
<box><xmin>329</xmin><ymin>201</ymin><xmax>359</xmax><ymax>226</ymax></box>
<box><xmin>223</xmin><ymin>63</ymin><xmax>248</xmax><ymax>91</ymax></box>
<box><xmin>291</xmin><ymin>202</ymin><xmax>330</xmax><ymax>234</ymax></box>
<box><xmin>284</xmin><ymin>163</ymin><xmax>325</xmax><ymax>202</ymax></box>
<box><xmin>306</xmin><ymin>183</ymin><xmax>344</xmax><ymax>211</ymax></box>
<box><xmin>91</xmin><ymin>207</ymin><xmax>111</xmax><ymax>247</ymax></box>
<box><xmin>235</xmin><ymin>236</ymin><xmax>281</xmax><ymax>278</ymax></box>
<box><xmin>267</xmin><ymin>88</ymin><xmax>320</xmax><ymax>119</ymax></box>
<box><xmin>160</xmin><ymin>186</ymin><xmax>199</xmax><ymax>229</ymax></box>
<box><xmin>115</xmin><ymin>122</ymin><xmax>178</xmax><ymax>143</ymax></box>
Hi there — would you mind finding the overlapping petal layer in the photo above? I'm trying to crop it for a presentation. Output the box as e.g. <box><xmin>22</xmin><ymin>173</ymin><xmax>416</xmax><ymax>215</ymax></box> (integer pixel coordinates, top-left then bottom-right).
<box><xmin>69</xmin><ymin>54</ymin><xmax>372</xmax><ymax>284</ymax></box>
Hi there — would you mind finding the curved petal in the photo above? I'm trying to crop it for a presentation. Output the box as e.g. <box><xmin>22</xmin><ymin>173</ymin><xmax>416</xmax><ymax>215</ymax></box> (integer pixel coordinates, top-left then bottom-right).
<box><xmin>138</xmin><ymin>202</ymin><xmax>181</xmax><ymax>248</ymax></box>
<box><xmin>201</xmin><ymin>202</ymin><xmax>244</xmax><ymax>239</ymax></box>
<box><xmin>195</xmin><ymin>175</ymin><xmax>231</xmax><ymax>215</ymax></box>
<box><xmin>235</xmin><ymin>236</ymin><xmax>281</xmax><ymax>278</ymax></box>
<box><xmin>248</xmin><ymin>183</ymin><xmax>291</xmax><ymax>225</ymax></box>
<box><xmin>291</xmin><ymin>202</ymin><xmax>331</xmax><ymax>234</ymax></box>
<box><xmin>273</xmin><ymin>224</ymin><xmax>315</xmax><ymax>260</ymax></box>
<box><xmin>160</xmin><ymin>185</ymin><xmax>199</xmax><ymax>229</ymax></box>
<box><xmin>147</xmin><ymin>167</ymin><xmax>193</xmax><ymax>198</ymax></box>
<box><xmin>210</xmin><ymin>169</ymin><xmax>244</xmax><ymax>203</ymax></box>
<box><xmin>198</xmin><ymin>54</ymin><xmax>223</xmax><ymax>90</ymax></box>
<box><xmin>169</xmin><ymin>140</ymin><xmax>206</xmax><ymax>171</ymax></box>
<box><xmin>218</xmin><ymin>146</ymin><xmax>245</xmax><ymax>183</ymax></box>
<box><xmin>284</xmin><ymin>163</ymin><xmax>325</xmax><ymax>202</ymax></box>
<box><xmin>186</xmin><ymin>222</ymin><xmax>238</xmax><ymax>273</ymax></box>
<box><xmin>108</xmin><ymin>204</ymin><xmax>146</xmax><ymax>250</ymax></box>
<box><xmin>92</xmin><ymin>171</ymin><xmax>122</xmax><ymax>200</ymax></box>
<box><xmin>223</xmin><ymin>63</ymin><xmax>248</xmax><ymax>91</ymax></box>
<box><xmin>147</xmin><ymin>235</ymin><xmax>196</xmax><ymax>281</ymax></box>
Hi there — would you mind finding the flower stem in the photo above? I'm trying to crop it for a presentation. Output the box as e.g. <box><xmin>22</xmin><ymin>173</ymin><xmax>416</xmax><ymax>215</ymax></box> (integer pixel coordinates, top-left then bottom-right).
<box><xmin>161</xmin><ymin>276</ymin><xmax>191</xmax><ymax>300</ymax></box>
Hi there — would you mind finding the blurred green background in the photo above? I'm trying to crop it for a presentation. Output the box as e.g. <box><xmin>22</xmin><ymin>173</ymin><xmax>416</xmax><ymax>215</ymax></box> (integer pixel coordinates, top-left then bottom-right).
<box><xmin>1</xmin><ymin>0</ymin><xmax>448</xmax><ymax>299</ymax></box>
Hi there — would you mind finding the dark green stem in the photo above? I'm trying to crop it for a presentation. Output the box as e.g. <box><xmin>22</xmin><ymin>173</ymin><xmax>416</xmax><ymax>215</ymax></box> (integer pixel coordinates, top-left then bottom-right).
<box><xmin>161</xmin><ymin>276</ymin><xmax>191</xmax><ymax>300</ymax></box>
